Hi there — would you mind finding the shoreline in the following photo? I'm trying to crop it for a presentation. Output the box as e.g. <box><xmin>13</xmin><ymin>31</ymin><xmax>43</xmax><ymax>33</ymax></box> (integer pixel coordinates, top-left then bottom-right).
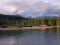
<box><xmin>0</xmin><ymin>26</ymin><xmax>56</xmax><ymax>30</ymax></box>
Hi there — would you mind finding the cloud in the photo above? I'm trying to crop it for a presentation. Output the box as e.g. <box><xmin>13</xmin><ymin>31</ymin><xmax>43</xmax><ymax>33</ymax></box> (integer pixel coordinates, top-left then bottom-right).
<box><xmin>0</xmin><ymin>5</ymin><xmax>17</xmax><ymax>15</ymax></box>
<box><xmin>0</xmin><ymin>0</ymin><xmax>42</xmax><ymax>15</ymax></box>
<box><xmin>43</xmin><ymin>7</ymin><xmax>60</xmax><ymax>16</ymax></box>
<box><xmin>19</xmin><ymin>2</ymin><xmax>50</xmax><ymax>18</ymax></box>
<box><xmin>19</xmin><ymin>1</ymin><xmax>60</xmax><ymax>18</ymax></box>
<box><xmin>0</xmin><ymin>0</ymin><xmax>40</xmax><ymax>14</ymax></box>
<box><xmin>0</xmin><ymin>0</ymin><xmax>60</xmax><ymax>18</ymax></box>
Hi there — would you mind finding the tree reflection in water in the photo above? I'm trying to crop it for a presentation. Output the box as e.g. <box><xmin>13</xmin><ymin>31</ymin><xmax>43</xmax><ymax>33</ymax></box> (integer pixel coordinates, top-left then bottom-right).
<box><xmin>0</xmin><ymin>28</ymin><xmax>60</xmax><ymax>45</ymax></box>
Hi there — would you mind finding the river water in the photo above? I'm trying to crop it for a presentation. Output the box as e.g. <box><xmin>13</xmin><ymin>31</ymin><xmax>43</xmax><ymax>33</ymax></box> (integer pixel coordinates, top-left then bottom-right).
<box><xmin>0</xmin><ymin>28</ymin><xmax>60</xmax><ymax>45</ymax></box>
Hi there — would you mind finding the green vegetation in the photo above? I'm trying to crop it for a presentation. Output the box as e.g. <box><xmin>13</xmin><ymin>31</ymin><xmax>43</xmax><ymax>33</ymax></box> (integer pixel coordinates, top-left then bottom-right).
<box><xmin>0</xmin><ymin>14</ymin><xmax>60</xmax><ymax>27</ymax></box>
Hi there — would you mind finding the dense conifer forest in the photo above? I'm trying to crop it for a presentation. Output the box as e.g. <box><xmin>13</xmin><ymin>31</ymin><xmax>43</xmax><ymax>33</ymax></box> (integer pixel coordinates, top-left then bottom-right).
<box><xmin>0</xmin><ymin>14</ymin><xmax>60</xmax><ymax>28</ymax></box>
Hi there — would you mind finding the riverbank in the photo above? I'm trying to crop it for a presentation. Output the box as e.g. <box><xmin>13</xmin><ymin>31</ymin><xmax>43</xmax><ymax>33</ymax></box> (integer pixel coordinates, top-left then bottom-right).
<box><xmin>0</xmin><ymin>26</ymin><xmax>55</xmax><ymax>30</ymax></box>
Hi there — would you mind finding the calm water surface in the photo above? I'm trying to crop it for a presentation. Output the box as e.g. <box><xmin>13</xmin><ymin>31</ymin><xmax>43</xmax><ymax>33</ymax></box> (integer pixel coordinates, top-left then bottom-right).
<box><xmin>0</xmin><ymin>28</ymin><xmax>60</xmax><ymax>45</ymax></box>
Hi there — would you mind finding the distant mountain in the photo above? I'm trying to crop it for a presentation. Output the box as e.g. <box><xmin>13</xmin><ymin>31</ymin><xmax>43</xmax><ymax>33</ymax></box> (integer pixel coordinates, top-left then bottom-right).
<box><xmin>0</xmin><ymin>14</ymin><xmax>58</xmax><ymax>21</ymax></box>
<box><xmin>0</xmin><ymin>14</ymin><xmax>26</xmax><ymax>20</ymax></box>
<box><xmin>24</xmin><ymin>15</ymin><xmax>58</xmax><ymax>19</ymax></box>
<box><xmin>36</xmin><ymin>16</ymin><xmax>58</xmax><ymax>19</ymax></box>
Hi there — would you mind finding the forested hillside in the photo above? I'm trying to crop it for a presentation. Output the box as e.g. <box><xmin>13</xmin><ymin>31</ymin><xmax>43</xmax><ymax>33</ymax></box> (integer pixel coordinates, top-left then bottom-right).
<box><xmin>0</xmin><ymin>14</ymin><xmax>26</xmax><ymax>27</ymax></box>
<box><xmin>0</xmin><ymin>14</ymin><xmax>60</xmax><ymax>27</ymax></box>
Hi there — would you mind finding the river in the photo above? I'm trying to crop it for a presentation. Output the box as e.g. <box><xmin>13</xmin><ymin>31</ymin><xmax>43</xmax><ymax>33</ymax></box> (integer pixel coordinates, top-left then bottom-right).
<box><xmin>0</xmin><ymin>28</ymin><xmax>60</xmax><ymax>45</ymax></box>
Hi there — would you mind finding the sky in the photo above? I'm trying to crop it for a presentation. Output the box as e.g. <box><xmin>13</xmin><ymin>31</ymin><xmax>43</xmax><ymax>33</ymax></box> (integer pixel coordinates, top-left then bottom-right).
<box><xmin>0</xmin><ymin>0</ymin><xmax>60</xmax><ymax>18</ymax></box>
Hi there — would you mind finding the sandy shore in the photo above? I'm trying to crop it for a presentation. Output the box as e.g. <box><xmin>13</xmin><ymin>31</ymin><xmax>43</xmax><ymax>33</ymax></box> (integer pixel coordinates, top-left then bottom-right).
<box><xmin>0</xmin><ymin>26</ymin><xmax>54</xmax><ymax>30</ymax></box>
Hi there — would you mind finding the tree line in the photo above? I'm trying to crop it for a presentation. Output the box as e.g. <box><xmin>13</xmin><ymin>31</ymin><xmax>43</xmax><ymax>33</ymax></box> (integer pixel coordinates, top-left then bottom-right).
<box><xmin>0</xmin><ymin>14</ymin><xmax>60</xmax><ymax>27</ymax></box>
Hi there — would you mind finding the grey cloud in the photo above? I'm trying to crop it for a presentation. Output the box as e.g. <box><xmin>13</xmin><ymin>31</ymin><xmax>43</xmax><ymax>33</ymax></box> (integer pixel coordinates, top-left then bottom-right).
<box><xmin>43</xmin><ymin>6</ymin><xmax>60</xmax><ymax>16</ymax></box>
<box><xmin>18</xmin><ymin>2</ymin><xmax>50</xmax><ymax>18</ymax></box>
<box><xmin>0</xmin><ymin>0</ymin><xmax>60</xmax><ymax>18</ymax></box>
<box><xmin>18</xmin><ymin>2</ymin><xmax>60</xmax><ymax>18</ymax></box>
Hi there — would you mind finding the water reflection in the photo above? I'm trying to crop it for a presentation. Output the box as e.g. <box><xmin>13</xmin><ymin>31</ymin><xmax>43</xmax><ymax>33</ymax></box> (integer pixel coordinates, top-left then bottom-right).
<box><xmin>0</xmin><ymin>28</ymin><xmax>60</xmax><ymax>45</ymax></box>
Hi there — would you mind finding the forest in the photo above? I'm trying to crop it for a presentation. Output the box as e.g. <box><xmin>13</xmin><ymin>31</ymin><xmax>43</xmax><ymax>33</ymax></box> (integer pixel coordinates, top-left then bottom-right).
<box><xmin>0</xmin><ymin>14</ymin><xmax>60</xmax><ymax>28</ymax></box>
